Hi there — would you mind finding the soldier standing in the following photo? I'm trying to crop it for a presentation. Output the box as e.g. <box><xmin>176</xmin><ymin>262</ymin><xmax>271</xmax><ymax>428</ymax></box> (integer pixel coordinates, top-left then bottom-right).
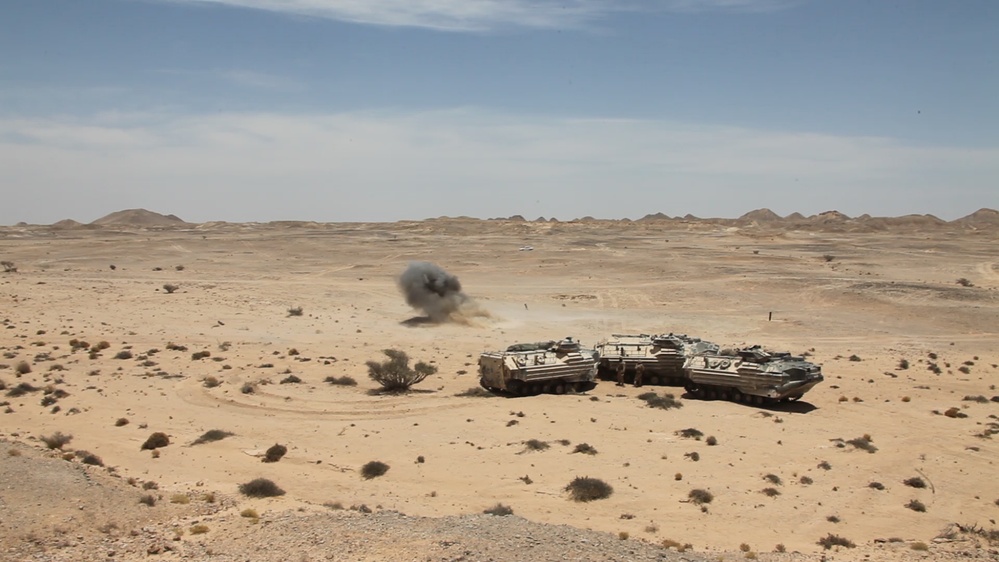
<box><xmin>634</xmin><ymin>363</ymin><xmax>645</xmax><ymax>388</ymax></box>
<box><xmin>616</xmin><ymin>360</ymin><xmax>626</xmax><ymax>386</ymax></box>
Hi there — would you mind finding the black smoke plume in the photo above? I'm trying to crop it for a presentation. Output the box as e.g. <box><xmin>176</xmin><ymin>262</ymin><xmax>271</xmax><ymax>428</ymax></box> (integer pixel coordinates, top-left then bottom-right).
<box><xmin>398</xmin><ymin>261</ymin><xmax>476</xmax><ymax>323</ymax></box>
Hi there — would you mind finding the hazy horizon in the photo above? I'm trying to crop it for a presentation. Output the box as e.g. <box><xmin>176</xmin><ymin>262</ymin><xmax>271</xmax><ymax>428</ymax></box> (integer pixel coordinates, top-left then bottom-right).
<box><xmin>2</xmin><ymin>1</ymin><xmax>997</xmax><ymax>225</ymax></box>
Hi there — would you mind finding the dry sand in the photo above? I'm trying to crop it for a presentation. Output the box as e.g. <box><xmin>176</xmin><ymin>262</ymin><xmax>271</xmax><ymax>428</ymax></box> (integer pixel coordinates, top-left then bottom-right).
<box><xmin>1</xmin><ymin>214</ymin><xmax>998</xmax><ymax>561</ymax></box>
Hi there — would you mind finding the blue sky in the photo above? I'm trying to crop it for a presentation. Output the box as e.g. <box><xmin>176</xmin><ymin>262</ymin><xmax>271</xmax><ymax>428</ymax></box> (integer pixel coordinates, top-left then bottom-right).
<box><xmin>1</xmin><ymin>0</ymin><xmax>996</xmax><ymax>224</ymax></box>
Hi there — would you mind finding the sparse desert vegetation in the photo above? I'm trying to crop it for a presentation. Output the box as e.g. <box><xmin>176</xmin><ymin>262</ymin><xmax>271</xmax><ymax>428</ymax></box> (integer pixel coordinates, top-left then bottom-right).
<box><xmin>263</xmin><ymin>443</ymin><xmax>288</xmax><ymax>463</ymax></box>
<box><xmin>40</xmin><ymin>431</ymin><xmax>72</xmax><ymax>450</ymax></box>
<box><xmin>140</xmin><ymin>432</ymin><xmax>170</xmax><ymax>450</ymax></box>
<box><xmin>565</xmin><ymin>476</ymin><xmax>613</xmax><ymax>502</ymax></box>
<box><xmin>688</xmin><ymin>488</ymin><xmax>713</xmax><ymax>505</ymax></box>
<box><xmin>483</xmin><ymin>503</ymin><xmax>514</xmax><ymax>516</ymax></box>
<box><xmin>239</xmin><ymin>478</ymin><xmax>286</xmax><ymax>498</ymax></box>
<box><xmin>360</xmin><ymin>460</ymin><xmax>390</xmax><ymax>479</ymax></box>
<box><xmin>366</xmin><ymin>349</ymin><xmax>437</xmax><ymax>392</ymax></box>
<box><xmin>817</xmin><ymin>534</ymin><xmax>855</xmax><ymax>549</ymax></box>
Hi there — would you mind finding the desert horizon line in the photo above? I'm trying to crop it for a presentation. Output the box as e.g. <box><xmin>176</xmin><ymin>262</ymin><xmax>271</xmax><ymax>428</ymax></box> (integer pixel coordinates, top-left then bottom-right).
<box><xmin>6</xmin><ymin>206</ymin><xmax>998</xmax><ymax>229</ymax></box>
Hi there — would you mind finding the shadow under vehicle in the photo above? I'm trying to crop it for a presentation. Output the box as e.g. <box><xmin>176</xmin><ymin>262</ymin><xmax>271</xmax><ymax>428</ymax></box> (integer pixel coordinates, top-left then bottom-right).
<box><xmin>479</xmin><ymin>337</ymin><xmax>598</xmax><ymax>396</ymax></box>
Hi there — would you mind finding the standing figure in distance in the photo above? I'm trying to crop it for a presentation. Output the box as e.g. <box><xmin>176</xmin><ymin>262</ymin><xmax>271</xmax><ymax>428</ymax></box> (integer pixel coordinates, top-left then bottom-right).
<box><xmin>616</xmin><ymin>360</ymin><xmax>626</xmax><ymax>386</ymax></box>
<box><xmin>634</xmin><ymin>363</ymin><xmax>645</xmax><ymax>388</ymax></box>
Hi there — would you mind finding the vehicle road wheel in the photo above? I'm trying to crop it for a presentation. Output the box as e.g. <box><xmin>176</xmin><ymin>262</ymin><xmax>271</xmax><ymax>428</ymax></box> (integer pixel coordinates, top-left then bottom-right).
<box><xmin>554</xmin><ymin>383</ymin><xmax>566</xmax><ymax>395</ymax></box>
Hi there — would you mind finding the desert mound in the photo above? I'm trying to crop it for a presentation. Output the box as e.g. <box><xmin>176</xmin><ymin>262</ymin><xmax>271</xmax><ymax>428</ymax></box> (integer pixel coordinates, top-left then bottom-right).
<box><xmin>90</xmin><ymin>208</ymin><xmax>188</xmax><ymax>227</ymax></box>
<box><xmin>49</xmin><ymin>219</ymin><xmax>85</xmax><ymax>229</ymax></box>
<box><xmin>739</xmin><ymin>208</ymin><xmax>782</xmax><ymax>223</ymax></box>
<box><xmin>954</xmin><ymin>208</ymin><xmax>999</xmax><ymax>228</ymax></box>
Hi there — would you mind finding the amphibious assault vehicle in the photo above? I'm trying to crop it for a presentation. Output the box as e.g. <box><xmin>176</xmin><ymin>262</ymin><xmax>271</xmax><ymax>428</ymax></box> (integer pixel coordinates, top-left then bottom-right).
<box><xmin>682</xmin><ymin>345</ymin><xmax>824</xmax><ymax>404</ymax></box>
<box><xmin>478</xmin><ymin>337</ymin><xmax>599</xmax><ymax>395</ymax></box>
<box><xmin>595</xmin><ymin>333</ymin><xmax>719</xmax><ymax>385</ymax></box>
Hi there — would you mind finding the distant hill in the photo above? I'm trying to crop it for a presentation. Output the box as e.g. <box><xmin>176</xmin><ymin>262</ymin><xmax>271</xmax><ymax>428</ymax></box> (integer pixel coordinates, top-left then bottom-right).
<box><xmin>953</xmin><ymin>208</ymin><xmax>999</xmax><ymax>228</ymax></box>
<box><xmin>739</xmin><ymin>208</ymin><xmax>782</xmax><ymax>222</ymax></box>
<box><xmin>90</xmin><ymin>209</ymin><xmax>188</xmax><ymax>227</ymax></box>
<box><xmin>50</xmin><ymin>219</ymin><xmax>84</xmax><ymax>229</ymax></box>
<box><xmin>637</xmin><ymin>212</ymin><xmax>671</xmax><ymax>222</ymax></box>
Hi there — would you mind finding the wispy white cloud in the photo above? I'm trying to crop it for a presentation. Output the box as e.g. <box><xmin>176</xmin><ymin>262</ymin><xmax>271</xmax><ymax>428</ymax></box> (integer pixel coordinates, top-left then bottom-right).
<box><xmin>1</xmin><ymin>109</ymin><xmax>995</xmax><ymax>224</ymax></box>
<box><xmin>148</xmin><ymin>0</ymin><xmax>800</xmax><ymax>32</ymax></box>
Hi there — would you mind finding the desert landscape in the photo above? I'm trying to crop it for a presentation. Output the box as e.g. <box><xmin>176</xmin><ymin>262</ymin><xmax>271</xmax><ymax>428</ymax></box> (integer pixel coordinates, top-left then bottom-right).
<box><xmin>2</xmin><ymin>208</ymin><xmax>999</xmax><ymax>561</ymax></box>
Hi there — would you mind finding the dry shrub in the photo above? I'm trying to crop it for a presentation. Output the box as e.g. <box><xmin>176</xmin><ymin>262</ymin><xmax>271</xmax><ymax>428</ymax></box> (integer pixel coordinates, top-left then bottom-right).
<box><xmin>524</xmin><ymin>439</ymin><xmax>549</xmax><ymax>452</ymax></box>
<box><xmin>239</xmin><ymin>478</ymin><xmax>285</xmax><ymax>498</ymax></box>
<box><xmin>139</xmin><ymin>494</ymin><xmax>156</xmax><ymax>507</ymax></box>
<box><xmin>263</xmin><ymin>444</ymin><xmax>287</xmax><ymax>463</ymax></box>
<box><xmin>40</xmin><ymin>431</ymin><xmax>73</xmax><ymax>450</ymax></box>
<box><xmin>140</xmin><ymin>432</ymin><xmax>170</xmax><ymax>450</ymax></box>
<box><xmin>366</xmin><ymin>349</ymin><xmax>437</xmax><ymax>392</ymax></box>
<box><xmin>817</xmin><ymin>534</ymin><xmax>855</xmax><ymax>549</ymax></box>
<box><xmin>572</xmin><ymin>443</ymin><xmax>598</xmax><ymax>455</ymax></box>
<box><xmin>762</xmin><ymin>487</ymin><xmax>781</xmax><ymax>497</ymax></box>
<box><xmin>202</xmin><ymin>376</ymin><xmax>221</xmax><ymax>388</ymax></box>
<box><xmin>240</xmin><ymin>508</ymin><xmax>259</xmax><ymax>519</ymax></box>
<box><xmin>906</xmin><ymin>499</ymin><xmax>927</xmax><ymax>512</ymax></box>
<box><xmin>565</xmin><ymin>476</ymin><xmax>613</xmax><ymax>502</ymax></box>
<box><xmin>676</xmin><ymin>428</ymin><xmax>703</xmax><ymax>440</ymax></box>
<box><xmin>15</xmin><ymin>361</ymin><xmax>31</xmax><ymax>375</ymax></box>
<box><xmin>162</xmin><ymin>284</ymin><xmax>179</xmax><ymax>294</ymax></box>
<box><xmin>903</xmin><ymin>476</ymin><xmax>926</xmax><ymax>488</ymax></box>
<box><xmin>483</xmin><ymin>503</ymin><xmax>514</xmax><ymax>516</ymax></box>
<box><xmin>846</xmin><ymin>436</ymin><xmax>878</xmax><ymax>453</ymax></box>
<box><xmin>170</xmin><ymin>494</ymin><xmax>190</xmax><ymax>504</ymax></box>
<box><xmin>688</xmin><ymin>488</ymin><xmax>713</xmax><ymax>505</ymax></box>
<box><xmin>190</xmin><ymin>524</ymin><xmax>208</xmax><ymax>534</ymax></box>
<box><xmin>360</xmin><ymin>460</ymin><xmax>390</xmax><ymax>479</ymax></box>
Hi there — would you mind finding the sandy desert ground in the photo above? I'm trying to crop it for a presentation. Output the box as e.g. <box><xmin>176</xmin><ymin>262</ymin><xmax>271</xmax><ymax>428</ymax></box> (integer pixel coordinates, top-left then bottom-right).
<box><xmin>1</xmin><ymin>210</ymin><xmax>998</xmax><ymax>561</ymax></box>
